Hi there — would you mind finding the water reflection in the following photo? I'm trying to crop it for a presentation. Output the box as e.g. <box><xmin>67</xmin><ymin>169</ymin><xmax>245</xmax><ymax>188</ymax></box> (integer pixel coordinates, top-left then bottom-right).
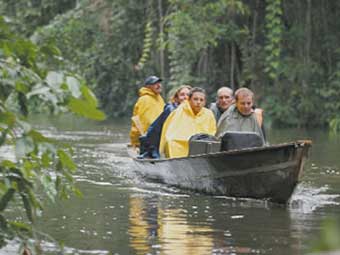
<box><xmin>129</xmin><ymin>196</ymin><xmax>156</xmax><ymax>255</ymax></box>
<box><xmin>126</xmin><ymin>189</ymin><xmax>340</xmax><ymax>255</ymax></box>
<box><xmin>159</xmin><ymin>209</ymin><xmax>213</xmax><ymax>255</ymax></box>
<box><xmin>129</xmin><ymin>195</ymin><xmax>214</xmax><ymax>255</ymax></box>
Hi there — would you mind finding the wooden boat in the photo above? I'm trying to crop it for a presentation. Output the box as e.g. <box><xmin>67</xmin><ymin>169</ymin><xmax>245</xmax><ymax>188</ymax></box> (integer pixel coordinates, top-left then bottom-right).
<box><xmin>127</xmin><ymin>140</ymin><xmax>312</xmax><ymax>204</ymax></box>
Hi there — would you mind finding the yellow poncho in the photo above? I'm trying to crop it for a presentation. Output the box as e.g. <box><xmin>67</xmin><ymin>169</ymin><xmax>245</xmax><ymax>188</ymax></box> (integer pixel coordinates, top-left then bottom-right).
<box><xmin>129</xmin><ymin>87</ymin><xmax>165</xmax><ymax>146</ymax></box>
<box><xmin>159</xmin><ymin>100</ymin><xmax>216</xmax><ymax>158</ymax></box>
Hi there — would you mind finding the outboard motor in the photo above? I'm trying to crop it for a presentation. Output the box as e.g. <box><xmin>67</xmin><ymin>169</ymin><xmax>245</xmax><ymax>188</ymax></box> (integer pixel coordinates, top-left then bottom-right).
<box><xmin>220</xmin><ymin>131</ymin><xmax>264</xmax><ymax>151</ymax></box>
<box><xmin>189</xmin><ymin>133</ymin><xmax>221</xmax><ymax>156</ymax></box>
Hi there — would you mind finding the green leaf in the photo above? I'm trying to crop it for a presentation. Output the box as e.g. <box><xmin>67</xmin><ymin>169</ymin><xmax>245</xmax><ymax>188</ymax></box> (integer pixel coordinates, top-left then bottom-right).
<box><xmin>0</xmin><ymin>188</ymin><xmax>15</xmax><ymax>212</ymax></box>
<box><xmin>55</xmin><ymin>176</ymin><xmax>61</xmax><ymax>192</ymax></box>
<box><xmin>27</xmin><ymin>189</ymin><xmax>42</xmax><ymax>210</ymax></box>
<box><xmin>0</xmin><ymin>129</ymin><xmax>8</xmax><ymax>147</ymax></box>
<box><xmin>45</xmin><ymin>71</ymin><xmax>64</xmax><ymax>89</ymax></box>
<box><xmin>271</xmin><ymin>61</ymin><xmax>279</xmax><ymax>69</ymax></box>
<box><xmin>15</xmin><ymin>136</ymin><xmax>34</xmax><ymax>159</ymax></box>
<box><xmin>81</xmin><ymin>86</ymin><xmax>98</xmax><ymax>107</ymax></box>
<box><xmin>72</xmin><ymin>186</ymin><xmax>83</xmax><ymax>198</ymax></box>
<box><xmin>22</xmin><ymin>160</ymin><xmax>34</xmax><ymax>178</ymax></box>
<box><xmin>57</xmin><ymin>149</ymin><xmax>76</xmax><ymax>171</ymax></box>
<box><xmin>40</xmin><ymin>174</ymin><xmax>57</xmax><ymax>202</ymax></box>
<box><xmin>39</xmin><ymin>142</ymin><xmax>57</xmax><ymax>155</ymax></box>
<box><xmin>66</xmin><ymin>76</ymin><xmax>81</xmax><ymax>98</ymax></box>
<box><xmin>8</xmin><ymin>221</ymin><xmax>31</xmax><ymax>233</ymax></box>
<box><xmin>1</xmin><ymin>160</ymin><xmax>16</xmax><ymax>169</ymax></box>
<box><xmin>21</xmin><ymin>194</ymin><xmax>33</xmax><ymax>222</ymax></box>
<box><xmin>15</xmin><ymin>81</ymin><xmax>29</xmax><ymax>94</ymax></box>
<box><xmin>68</xmin><ymin>97</ymin><xmax>106</xmax><ymax>120</ymax></box>
<box><xmin>17</xmin><ymin>119</ymin><xmax>31</xmax><ymax>133</ymax></box>
<box><xmin>18</xmin><ymin>92</ymin><xmax>28</xmax><ymax>116</ymax></box>
<box><xmin>41</xmin><ymin>152</ymin><xmax>51</xmax><ymax>168</ymax></box>
<box><xmin>26</xmin><ymin>84</ymin><xmax>50</xmax><ymax>98</ymax></box>
<box><xmin>0</xmin><ymin>112</ymin><xmax>16</xmax><ymax>127</ymax></box>
<box><xmin>27</xmin><ymin>130</ymin><xmax>50</xmax><ymax>143</ymax></box>
<box><xmin>40</xmin><ymin>44</ymin><xmax>61</xmax><ymax>58</ymax></box>
<box><xmin>0</xmin><ymin>214</ymin><xmax>8</xmax><ymax>230</ymax></box>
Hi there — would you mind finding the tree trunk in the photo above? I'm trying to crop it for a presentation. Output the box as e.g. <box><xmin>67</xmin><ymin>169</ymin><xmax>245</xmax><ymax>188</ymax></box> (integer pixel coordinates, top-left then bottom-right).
<box><xmin>250</xmin><ymin>0</ymin><xmax>260</xmax><ymax>89</ymax></box>
<box><xmin>321</xmin><ymin>1</ymin><xmax>332</xmax><ymax>74</ymax></box>
<box><xmin>158</xmin><ymin>0</ymin><xmax>165</xmax><ymax>80</ymax></box>
<box><xmin>305</xmin><ymin>0</ymin><xmax>311</xmax><ymax>66</ymax></box>
<box><xmin>230</xmin><ymin>42</ymin><xmax>236</xmax><ymax>90</ymax></box>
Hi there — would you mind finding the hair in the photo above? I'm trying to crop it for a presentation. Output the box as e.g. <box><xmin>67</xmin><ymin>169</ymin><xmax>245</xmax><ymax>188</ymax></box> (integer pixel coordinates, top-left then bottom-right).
<box><xmin>170</xmin><ymin>85</ymin><xmax>192</xmax><ymax>103</ymax></box>
<box><xmin>189</xmin><ymin>87</ymin><xmax>206</xmax><ymax>99</ymax></box>
<box><xmin>217</xmin><ymin>87</ymin><xmax>233</xmax><ymax>99</ymax></box>
<box><xmin>234</xmin><ymin>87</ymin><xmax>254</xmax><ymax>101</ymax></box>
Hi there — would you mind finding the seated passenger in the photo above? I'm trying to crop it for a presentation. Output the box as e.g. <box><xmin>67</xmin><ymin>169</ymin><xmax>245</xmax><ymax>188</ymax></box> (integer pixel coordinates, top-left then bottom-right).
<box><xmin>216</xmin><ymin>87</ymin><xmax>265</xmax><ymax>144</ymax></box>
<box><xmin>139</xmin><ymin>85</ymin><xmax>192</xmax><ymax>159</ymax></box>
<box><xmin>210</xmin><ymin>86</ymin><xmax>234</xmax><ymax>122</ymax></box>
<box><xmin>129</xmin><ymin>75</ymin><xmax>165</xmax><ymax>147</ymax></box>
<box><xmin>159</xmin><ymin>87</ymin><xmax>216</xmax><ymax>158</ymax></box>
<box><xmin>253</xmin><ymin>106</ymin><xmax>267</xmax><ymax>141</ymax></box>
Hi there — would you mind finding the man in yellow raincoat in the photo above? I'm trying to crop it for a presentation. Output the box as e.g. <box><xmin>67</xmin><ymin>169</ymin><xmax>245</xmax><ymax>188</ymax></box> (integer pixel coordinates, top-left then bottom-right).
<box><xmin>130</xmin><ymin>76</ymin><xmax>165</xmax><ymax>146</ymax></box>
<box><xmin>159</xmin><ymin>87</ymin><xmax>216</xmax><ymax>158</ymax></box>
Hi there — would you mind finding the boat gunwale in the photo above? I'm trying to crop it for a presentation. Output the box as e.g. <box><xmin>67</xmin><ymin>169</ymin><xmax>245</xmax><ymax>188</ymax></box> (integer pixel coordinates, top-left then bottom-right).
<box><xmin>130</xmin><ymin>140</ymin><xmax>312</xmax><ymax>163</ymax></box>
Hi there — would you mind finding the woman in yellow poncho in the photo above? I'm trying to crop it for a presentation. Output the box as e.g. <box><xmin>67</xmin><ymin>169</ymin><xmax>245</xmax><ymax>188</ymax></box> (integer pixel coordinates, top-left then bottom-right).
<box><xmin>159</xmin><ymin>87</ymin><xmax>216</xmax><ymax>158</ymax></box>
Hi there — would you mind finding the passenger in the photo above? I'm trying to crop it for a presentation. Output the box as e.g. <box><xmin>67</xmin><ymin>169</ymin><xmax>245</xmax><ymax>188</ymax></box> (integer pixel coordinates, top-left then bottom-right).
<box><xmin>210</xmin><ymin>87</ymin><xmax>234</xmax><ymax>122</ymax></box>
<box><xmin>216</xmin><ymin>87</ymin><xmax>265</xmax><ymax>144</ymax></box>
<box><xmin>253</xmin><ymin>107</ymin><xmax>267</xmax><ymax>141</ymax></box>
<box><xmin>129</xmin><ymin>76</ymin><xmax>165</xmax><ymax>147</ymax></box>
<box><xmin>159</xmin><ymin>87</ymin><xmax>216</xmax><ymax>158</ymax></box>
<box><xmin>139</xmin><ymin>85</ymin><xmax>192</xmax><ymax>159</ymax></box>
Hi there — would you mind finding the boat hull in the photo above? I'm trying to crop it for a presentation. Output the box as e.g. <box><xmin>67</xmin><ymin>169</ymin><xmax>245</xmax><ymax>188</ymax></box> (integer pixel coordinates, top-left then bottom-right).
<box><xmin>128</xmin><ymin>141</ymin><xmax>311</xmax><ymax>204</ymax></box>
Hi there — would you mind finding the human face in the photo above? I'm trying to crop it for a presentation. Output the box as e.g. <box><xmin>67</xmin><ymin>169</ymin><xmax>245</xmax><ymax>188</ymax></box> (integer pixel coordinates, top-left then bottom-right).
<box><xmin>236</xmin><ymin>94</ymin><xmax>253</xmax><ymax>116</ymax></box>
<box><xmin>148</xmin><ymin>82</ymin><xmax>162</xmax><ymax>94</ymax></box>
<box><xmin>189</xmin><ymin>92</ymin><xmax>206</xmax><ymax>115</ymax></box>
<box><xmin>217</xmin><ymin>90</ymin><xmax>234</xmax><ymax>111</ymax></box>
<box><xmin>176</xmin><ymin>87</ymin><xmax>190</xmax><ymax>103</ymax></box>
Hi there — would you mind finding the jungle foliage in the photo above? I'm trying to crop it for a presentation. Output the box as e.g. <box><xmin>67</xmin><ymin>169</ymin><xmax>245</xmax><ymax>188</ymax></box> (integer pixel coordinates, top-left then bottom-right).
<box><xmin>1</xmin><ymin>0</ymin><xmax>340</xmax><ymax>253</ymax></box>
<box><xmin>0</xmin><ymin>14</ymin><xmax>104</xmax><ymax>253</ymax></box>
<box><xmin>2</xmin><ymin>0</ymin><xmax>340</xmax><ymax>130</ymax></box>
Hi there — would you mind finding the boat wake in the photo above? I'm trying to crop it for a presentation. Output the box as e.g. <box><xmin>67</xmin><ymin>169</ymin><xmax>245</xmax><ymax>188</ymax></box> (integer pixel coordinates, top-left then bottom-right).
<box><xmin>289</xmin><ymin>183</ymin><xmax>340</xmax><ymax>213</ymax></box>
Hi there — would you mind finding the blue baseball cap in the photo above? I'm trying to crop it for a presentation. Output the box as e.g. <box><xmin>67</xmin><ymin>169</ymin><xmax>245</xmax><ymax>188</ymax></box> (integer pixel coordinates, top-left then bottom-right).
<box><xmin>144</xmin><ymin>76</ymin><xmax>162</xmax><ymax>86</ymax></box>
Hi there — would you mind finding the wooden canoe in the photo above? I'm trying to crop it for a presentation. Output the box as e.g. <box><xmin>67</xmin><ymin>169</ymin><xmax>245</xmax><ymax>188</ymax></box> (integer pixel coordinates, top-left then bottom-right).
<box><xmin>127</xmin><ymin>140</ymin><xmax>312</xmax><ymax>204</ymax></box>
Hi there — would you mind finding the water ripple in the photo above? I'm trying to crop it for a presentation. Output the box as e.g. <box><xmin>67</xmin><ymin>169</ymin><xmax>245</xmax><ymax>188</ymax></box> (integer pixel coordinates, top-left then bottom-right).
<box><xmin>126</xmin><ymin>187</ymin><xmax>190</xmax><ymax>197</ymax></box>
<box><xmin>289</xmin><ymin>184</ymin><xmax>340</xmax><ymax>213</ymax></box>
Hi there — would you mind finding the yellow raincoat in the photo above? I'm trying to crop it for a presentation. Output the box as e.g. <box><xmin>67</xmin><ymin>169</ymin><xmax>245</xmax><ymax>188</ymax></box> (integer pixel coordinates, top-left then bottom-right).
<box><xmin>159</xmin><ymin>100</ymin><xmax>216</xmax><ymax>158</ymax></box>
<box><xmin>130</xmin><ymin>87</ymin><xmax>165</xmax><ymax>146</ymax></box>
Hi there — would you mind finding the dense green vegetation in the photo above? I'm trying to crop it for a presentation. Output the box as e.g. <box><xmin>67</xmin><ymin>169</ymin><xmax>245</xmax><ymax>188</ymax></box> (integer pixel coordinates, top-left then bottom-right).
<box><xmin>2</xmin><ymin>1</ymin><xmax>340</xmax><ymax>253</ymax></box>
<box><xmin>0</xmin><ymin>13</ymin><xmax>104</xmax><ymax>253</ymax></box>
<box><xmin>2</xmin><ymin>0</ymin><xmax>340</xmax><ymax>130</ymax></box>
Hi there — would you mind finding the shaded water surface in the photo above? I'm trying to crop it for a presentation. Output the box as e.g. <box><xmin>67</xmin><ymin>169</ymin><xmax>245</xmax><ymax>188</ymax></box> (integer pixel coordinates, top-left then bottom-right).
<box><xmin>3</xmin><ymin>115</ymin><xmax>340</xmax><ymax>254</ymax></box>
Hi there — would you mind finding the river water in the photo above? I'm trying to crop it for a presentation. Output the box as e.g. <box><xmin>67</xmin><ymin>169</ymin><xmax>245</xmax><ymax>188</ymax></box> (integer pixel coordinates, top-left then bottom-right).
<box><xmin>2</xmin><ymin>115</ymin><xmax>340</xmax><ymax>255</ymax></box>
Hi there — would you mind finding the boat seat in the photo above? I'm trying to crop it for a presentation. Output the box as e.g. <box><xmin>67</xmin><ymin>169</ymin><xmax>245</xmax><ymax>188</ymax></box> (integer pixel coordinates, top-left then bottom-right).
<box><xmin>188</xmin><ymin>133</ymin><xmax>221</xmax><ymax>155</ymax></box>
<box><xmin>220</xmin><ymin>131</ymin><xmax>264</xmax><ymax>151</ymax></box>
